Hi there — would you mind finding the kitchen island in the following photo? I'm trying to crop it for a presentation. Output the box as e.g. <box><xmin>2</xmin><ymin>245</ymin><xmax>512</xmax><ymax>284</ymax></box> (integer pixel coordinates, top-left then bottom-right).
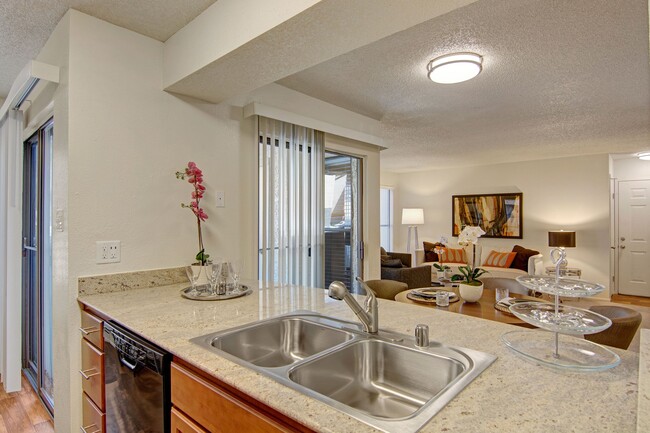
<box><xmin>79</xmin><ymin>281</ymin><xmax>639</xmax><ymax>433</ymax></box>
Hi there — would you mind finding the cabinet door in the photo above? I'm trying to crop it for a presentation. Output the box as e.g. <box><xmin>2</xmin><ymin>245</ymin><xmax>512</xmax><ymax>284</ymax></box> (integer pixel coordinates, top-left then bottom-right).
<box><xmin>171</xmin><ymin>408</ymin><xmax>208</xmax><ymax>433</ymax></box>
<box><xmin>171</xmin><ymin>363</ymin><xmax>290</xmax><ymax>433</ymax></box>
<box><xmin>82</xmin><ymin>393</ymin><xmax>105</xmax><ymax>433</ymax></box>
<box><xmin>80</xmin><ymin>309</ymin><xmax>104</xmax><ymax>350</ymax></box>
<box><xmin>80</xmin><ymin>339</ymin><xmax>105</xmax><ymax>410</ymax></box>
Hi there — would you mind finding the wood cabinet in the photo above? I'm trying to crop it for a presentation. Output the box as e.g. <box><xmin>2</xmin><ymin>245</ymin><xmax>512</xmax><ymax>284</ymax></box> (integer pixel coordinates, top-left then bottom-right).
<box><xmin>171</xmin><ymin>407</ymin><xmax>208</xmax><ymax>433</ymax></box>
<box><xmin>80</xmin><ymin>309</ymin><xmax>104</xmax><ymax>350</ymax></box>
<box><xmin>82</xmin><ymin>393</ymin><xmax>105</xmax><ymax>433</ymax></box>
<box><xmin>80</xmin><ymin>309</ymin><xmax>105</xmax><ymax>433</ymax></box>
<box><xmin>171</xmin><ymin>362</ymin><xmax>311</xmax><ymax>433</ymax></box>
<box><xmin>77</xmin><ymin>304</ymin><xmax>314</xmax><ymax>433</ymax></box>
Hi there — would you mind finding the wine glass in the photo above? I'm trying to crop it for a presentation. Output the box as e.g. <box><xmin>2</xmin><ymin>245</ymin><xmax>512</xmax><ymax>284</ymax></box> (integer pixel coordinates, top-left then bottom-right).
<box><xmin>206</xmin><ymin>259</ymin><xmax>223</xmax><ymax>296</ymax></box>
<box><xmin>228</xmin><ymin>260</ymin><xmax>241</xmax><ymax>292</ymax></box>
<box><xmin>185</xmin><ymin>265</ymin><xmax>202</xmax><ymax>296</ymax></box>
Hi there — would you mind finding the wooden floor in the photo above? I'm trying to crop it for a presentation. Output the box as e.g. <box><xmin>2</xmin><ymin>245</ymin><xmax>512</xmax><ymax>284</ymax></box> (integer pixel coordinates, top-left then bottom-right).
<box><xmin>0</xmin><ymin>375</ymin><xmax>53</xmax><ymax>433</ymax></box>
<box><xmin>611</xmin><ymin>293</ymin><xmax>650</xmax><ymax>307</ymax></box>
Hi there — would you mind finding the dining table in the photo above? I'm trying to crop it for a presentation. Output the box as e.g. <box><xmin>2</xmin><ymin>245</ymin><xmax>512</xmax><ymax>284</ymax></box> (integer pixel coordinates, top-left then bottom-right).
<box><xmin>394</xmin><ymin>287</ymin><xmax>543</xmax><ymax>328</ymax></box>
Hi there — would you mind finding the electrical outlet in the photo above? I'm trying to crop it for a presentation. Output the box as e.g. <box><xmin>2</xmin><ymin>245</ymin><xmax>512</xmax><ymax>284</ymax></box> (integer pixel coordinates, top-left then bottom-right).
<box><xmin>96</xmin><ymin>241</ymin><xmax>121</xmax><ymax>264</ymax></box>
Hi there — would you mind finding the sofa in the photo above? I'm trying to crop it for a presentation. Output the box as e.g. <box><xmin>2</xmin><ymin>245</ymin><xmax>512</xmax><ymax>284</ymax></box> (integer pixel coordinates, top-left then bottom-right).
<box><xmin>380</xmin><ymin>250</ymin><xmax>432</xmax><ymax>289</ymax></box>
<box><xmin>415</xmin><ymin>243</ymin><xmax>543</xmax><ymax>282</ymax></box>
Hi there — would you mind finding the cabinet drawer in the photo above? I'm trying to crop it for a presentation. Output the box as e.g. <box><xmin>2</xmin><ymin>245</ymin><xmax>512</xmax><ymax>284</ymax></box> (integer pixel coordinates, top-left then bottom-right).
<box><xmin>171</xmin><ymin>363</ymin><xmax>290</xmax><ymax>433</ymax></box>
<box><xmin>81</xmin><ymin>339</ymin><xmax>105</xmax><ymax>410</ymax></box>
<box><xmin>171</xmin><ymin>407</ymin><xmax>208</xmax><ymax>433</ymax></box>
<box><xmin>80</xmin><ymin>310</ymin><xmax>104</xmax><ymax>350</ymax></box>
<box><xmin>82</xmin><ymin>393</ymin><xmax>105</xmax><ymax>433</ymax></box>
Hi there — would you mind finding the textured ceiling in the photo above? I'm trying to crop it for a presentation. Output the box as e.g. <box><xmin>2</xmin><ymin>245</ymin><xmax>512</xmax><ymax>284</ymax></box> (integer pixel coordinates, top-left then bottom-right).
<box><xmin>0</xmin><ymin>0</ymin><xmax>215</xmax><ymax>98</ymax></box>
<box><xmin>278</xmin><ymin>0</ymin><xmax>650</xmax><ymax>171</ymax></box>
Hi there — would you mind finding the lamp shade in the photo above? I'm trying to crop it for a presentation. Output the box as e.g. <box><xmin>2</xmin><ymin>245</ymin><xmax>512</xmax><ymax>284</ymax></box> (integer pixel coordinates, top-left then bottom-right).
<box><xmin>402</xmin><ymin>208</ymin><xmax>424</xmax><ymax>225</ymax></box>
<box><xmin>548</xmin><ymin>231</ymin><xmax>576</xmax><ymax>248</ymax></box>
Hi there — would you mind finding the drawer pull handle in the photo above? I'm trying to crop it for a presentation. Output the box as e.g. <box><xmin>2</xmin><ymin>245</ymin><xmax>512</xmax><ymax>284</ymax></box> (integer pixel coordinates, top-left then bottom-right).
<box><xmin>80</xmin><ymin>424</ymin><xmax>100</xmax><ymax>433</ymax></box>
<box><xmin>79</xmin><ymin>326</ymin><xmax>100</xmax><ymax>335</ymax></box>
<box><xmin>79</xmin><ymin>368</ymin><xmax>99</xmax><ymax>380</ymax></box>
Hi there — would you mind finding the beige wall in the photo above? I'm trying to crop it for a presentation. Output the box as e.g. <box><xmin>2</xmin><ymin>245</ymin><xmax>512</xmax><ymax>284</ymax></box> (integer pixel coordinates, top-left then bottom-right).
<box><xmin>30</xmin><ymin>10</ymin><xmax>258</xmax><ymax>432</ymax></box>
<box><xmin>29</xmin><ymin>12</ymin><xmax>72</xmax><ymax>432</ymax></box>
<box><xmin>612</xmin><ymin>157</ymin><xmax>650</xmax><ymax>180</ymax></box>
<box><xmin>28</xmin><ymin>10</ymin><xmax>384</xmax><ymax>430</ymax></box>
<box><xmin>385</xmin><ymin>154</ymin><xmax>612</xmax><ymax>293</ymax></box>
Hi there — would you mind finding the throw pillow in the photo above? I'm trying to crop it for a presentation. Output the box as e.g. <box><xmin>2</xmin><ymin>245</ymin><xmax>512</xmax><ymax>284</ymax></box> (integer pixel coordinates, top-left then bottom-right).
<box><xmin>510</xmin><ymin>245</ymin><xmax>540</xmax><ymax>272</ymax></box>
<box><xmin>422</xmin><ymin>241</ymin><xmax>441</xmax><ymax>262</ymax></box>
<box><xmin>381</xmin><ymin>258</ymin><xmax>403</xmax><ymax>268</ymax></box>
<box><xmin>482</xmin><ymin>250</ymin><xmax>517</xmax><ymax>268</ymax></box>
<box><xmin>439</xmin><ymin>248</ymin><xmax>467</xmax><ymax>264</ymax></box>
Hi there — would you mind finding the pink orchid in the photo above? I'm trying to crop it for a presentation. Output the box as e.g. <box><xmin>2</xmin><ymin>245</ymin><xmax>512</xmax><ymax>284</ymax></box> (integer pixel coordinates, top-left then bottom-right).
<box><xmin>176</xmin><ymin>161</ymin><xmax>210</xmax><ymax>265</ymax></box>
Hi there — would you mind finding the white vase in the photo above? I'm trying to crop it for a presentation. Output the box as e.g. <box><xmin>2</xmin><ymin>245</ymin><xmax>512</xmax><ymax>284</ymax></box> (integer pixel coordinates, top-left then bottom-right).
<box><xmin>459</xmin><ymin>282</ymin><xmax>484</xmax><ymax>303</ymax></box>
<box><xmin>436</xmin><ymin>271</ymin><xmax>446</xmax><ymax>279</ymax></box>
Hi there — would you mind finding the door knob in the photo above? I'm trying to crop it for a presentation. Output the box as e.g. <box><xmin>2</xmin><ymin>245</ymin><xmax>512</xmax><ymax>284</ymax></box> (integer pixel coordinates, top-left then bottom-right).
<box><xmin>620</xmin><ymin>237</ymin><xmax>626</xmax><ymax>241</ymax></box>
<box><xmin>620</xmin><ymin>245</ymin><xmax>626</xmax><ymax>249</ymax></box>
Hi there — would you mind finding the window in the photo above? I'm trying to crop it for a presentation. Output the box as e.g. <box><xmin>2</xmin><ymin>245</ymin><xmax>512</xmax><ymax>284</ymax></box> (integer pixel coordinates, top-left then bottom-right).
<box><xmin>380</xmin><ymin>187</ymin><xmax>393</xmax><ymax>251</ymax></box>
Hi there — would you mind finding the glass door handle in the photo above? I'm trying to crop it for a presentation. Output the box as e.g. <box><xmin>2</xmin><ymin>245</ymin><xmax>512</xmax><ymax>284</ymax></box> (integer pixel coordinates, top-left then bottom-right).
<box><xmin>23</xmin><ymin>237</ymin><xmax>37</xmax><ymax>252</ymax></box>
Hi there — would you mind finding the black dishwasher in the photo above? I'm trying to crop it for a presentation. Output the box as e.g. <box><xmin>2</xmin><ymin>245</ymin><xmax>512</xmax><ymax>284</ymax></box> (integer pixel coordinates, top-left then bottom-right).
<box><xmin>103</xmin><ymin>321</ymin><xmax>171</xmax><ymax>433</ymax></box>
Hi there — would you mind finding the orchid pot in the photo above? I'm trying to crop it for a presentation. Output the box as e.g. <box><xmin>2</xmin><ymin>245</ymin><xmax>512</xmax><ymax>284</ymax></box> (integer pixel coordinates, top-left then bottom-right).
<box><xmin>458</xmin><ymin>281</ymin><xmax>484</xmax><ymax>303</ymax></box>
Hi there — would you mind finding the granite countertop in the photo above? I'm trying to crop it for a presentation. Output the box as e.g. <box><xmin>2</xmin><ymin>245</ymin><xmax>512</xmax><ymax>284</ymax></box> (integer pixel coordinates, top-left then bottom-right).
<box><xmin>79</xmin><ymin>282</ymin><xmax>640</xmax><ymax>433</ymax></box>
<box><xmin>638</xmin><ymin>329</ymin><xmax>649</xmax><ymax>432</ymax></box>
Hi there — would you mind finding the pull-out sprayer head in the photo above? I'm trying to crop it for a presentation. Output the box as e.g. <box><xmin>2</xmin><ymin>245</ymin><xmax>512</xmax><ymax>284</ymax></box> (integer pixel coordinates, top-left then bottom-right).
<box><xmin>328</xmin><ymin>281</ymin><xmax>349</xmax><ymax>300</ymax></box>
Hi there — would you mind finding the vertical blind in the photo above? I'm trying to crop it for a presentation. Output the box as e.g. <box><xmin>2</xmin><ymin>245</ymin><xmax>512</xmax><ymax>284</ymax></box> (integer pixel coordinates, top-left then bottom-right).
<box><xmin>258</xmin><ymin>116</ymin><xmax>324</xmax><ymax>287</ymax></box>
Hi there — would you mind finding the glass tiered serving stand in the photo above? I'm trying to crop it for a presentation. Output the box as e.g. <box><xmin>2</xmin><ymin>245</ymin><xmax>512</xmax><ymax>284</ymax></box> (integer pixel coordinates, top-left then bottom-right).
<box><xmin>501</xmin><ymin>248</ymin><xmax>621</xmax><ymax>371</ymax></box>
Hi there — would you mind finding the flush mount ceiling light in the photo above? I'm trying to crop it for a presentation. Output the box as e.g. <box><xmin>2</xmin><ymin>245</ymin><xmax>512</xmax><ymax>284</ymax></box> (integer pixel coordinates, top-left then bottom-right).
<box><xmin>427</xmin><ymin>52</ymin><xmax>483</xmax><ymax>84</ymax></box>
<box><xmin>638</xmin><ymin>152</ymin><xmax>650</xmax><ymax>160</ymax></box>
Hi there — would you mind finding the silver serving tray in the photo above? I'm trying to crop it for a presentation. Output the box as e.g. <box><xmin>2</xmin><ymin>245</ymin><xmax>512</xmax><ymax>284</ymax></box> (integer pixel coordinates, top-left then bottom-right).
<box><xmin>181</xmin><ymin>284</ymin><xmax>252</xmax><ymax>301</ymax></box>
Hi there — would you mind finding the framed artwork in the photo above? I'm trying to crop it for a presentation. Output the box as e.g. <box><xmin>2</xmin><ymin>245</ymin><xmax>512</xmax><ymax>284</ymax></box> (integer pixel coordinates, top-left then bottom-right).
<box><xmin>452</xmin><ymin>193</ymin><xmax>523</xmax><ymax>239</ymax></box>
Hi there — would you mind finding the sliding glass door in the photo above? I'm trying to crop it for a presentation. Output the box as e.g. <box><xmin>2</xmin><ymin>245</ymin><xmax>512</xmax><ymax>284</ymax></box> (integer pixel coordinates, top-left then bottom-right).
<box><xmin>324</xmin><ymin>152</ymin><xmax>363</xmax><ymax>293</ymax></box>
<box><xmin>22</xmin><ymin>118</ymin><xmax>54</xmax><ymax>414</ymax></box>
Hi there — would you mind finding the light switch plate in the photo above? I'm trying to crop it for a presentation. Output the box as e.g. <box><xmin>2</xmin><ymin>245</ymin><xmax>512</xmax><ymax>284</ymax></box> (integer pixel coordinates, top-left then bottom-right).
<box><xmin>55</xmin><ymin>208</ymin><xmax>64</xmax><ymax>232</ymax></box>
<box><xmin>96</xmin><ymin>241</ymin><xmax>121</xmax><ymax>264</ymax></box>
<box><xmin>216</xmin><ymin>191</ymin><xmax>225</xmax><ymax>208</ymax></box>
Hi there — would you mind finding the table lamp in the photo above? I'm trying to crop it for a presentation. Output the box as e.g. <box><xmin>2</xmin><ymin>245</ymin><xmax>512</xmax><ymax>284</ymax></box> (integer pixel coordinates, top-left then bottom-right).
<box><xmin>402</xmin><ymin>208</ymin><xmax>424</xmax><ymax>252</ymax></box>
<box><xmin>548</xmin><ymin>230</ymin><xmax>576</xmax><ymax>267</ymax></box>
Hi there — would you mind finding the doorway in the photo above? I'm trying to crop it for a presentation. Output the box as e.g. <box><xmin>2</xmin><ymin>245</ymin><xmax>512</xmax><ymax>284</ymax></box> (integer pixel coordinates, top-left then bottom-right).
<box><xmin>324</xmin><ymin>152</ymin><xmax>363</xmax><ymax>293</ymax></box>
<box><xmin>21</xmin><ymin>118</ymin><xmax>54</xmax><ymax>414</ymax></box>
<box><xmin>616</xmin><ymin>179</ymin><xmax>650</xmax><ymax>297</ymax></box>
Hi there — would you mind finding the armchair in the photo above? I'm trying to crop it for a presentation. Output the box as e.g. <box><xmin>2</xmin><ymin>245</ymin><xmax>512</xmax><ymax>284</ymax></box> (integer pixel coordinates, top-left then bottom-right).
<box><xmin>381</xmin><ymin>251</ymin><xmax>431</xmax><ymax>289</ymax></box>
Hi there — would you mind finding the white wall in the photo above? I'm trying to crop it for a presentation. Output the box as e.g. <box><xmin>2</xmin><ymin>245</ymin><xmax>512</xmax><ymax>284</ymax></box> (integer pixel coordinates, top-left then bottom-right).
<box><xmin>386</xmin><ymin>154</ymin><xmax>612</xmax><ymax>293</ymax></box>
<box><xmin>25</xmin><ymin>7</ymin><xmax>390</xmax><ymax>429</ymax></box>
<box><xmin>164</xmin><ymin>0</ymin><xmax>320</xmax><ymax>86</ymax></box>
<box><xmin>234</xmin><ymin>83</ymin><xmax>383</xmax><ymax>140</ymax></box>
<box><xmin>28</xmin><ymin>11</ymin><xmax>71</xmax><ymax>431</ymax></box>
<box><xmin>612</xmin><ymin>157</ymin><xmax>650</xmax><ymax>180</ymax></box>
<box><xmin>29</xmin><ymin>10</ymin><xmax>257</xmax><ymax>432</ymax></box>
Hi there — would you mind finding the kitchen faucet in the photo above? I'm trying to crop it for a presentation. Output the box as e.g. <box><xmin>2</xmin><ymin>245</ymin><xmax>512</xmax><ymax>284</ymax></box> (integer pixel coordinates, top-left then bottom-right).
<box><xmin>328</xmin><ymin>277</ymin><xmax>378</xmax><ymax>334</ymax></box>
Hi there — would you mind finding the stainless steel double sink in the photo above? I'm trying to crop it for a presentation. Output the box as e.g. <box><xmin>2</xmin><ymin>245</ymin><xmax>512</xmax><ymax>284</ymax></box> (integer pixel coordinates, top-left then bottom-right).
<box><xmin>191</xmin><ymin>312</ymin><xmax>496</xmax><ymax>432</ymax></box>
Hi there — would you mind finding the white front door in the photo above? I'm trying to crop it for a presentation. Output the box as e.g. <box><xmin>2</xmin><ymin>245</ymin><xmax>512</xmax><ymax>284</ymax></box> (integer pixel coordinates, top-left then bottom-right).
<box><xmin>618</xmin><ymin>179</ymin><xmax>650</xmax><ymax>296</ymax></box>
